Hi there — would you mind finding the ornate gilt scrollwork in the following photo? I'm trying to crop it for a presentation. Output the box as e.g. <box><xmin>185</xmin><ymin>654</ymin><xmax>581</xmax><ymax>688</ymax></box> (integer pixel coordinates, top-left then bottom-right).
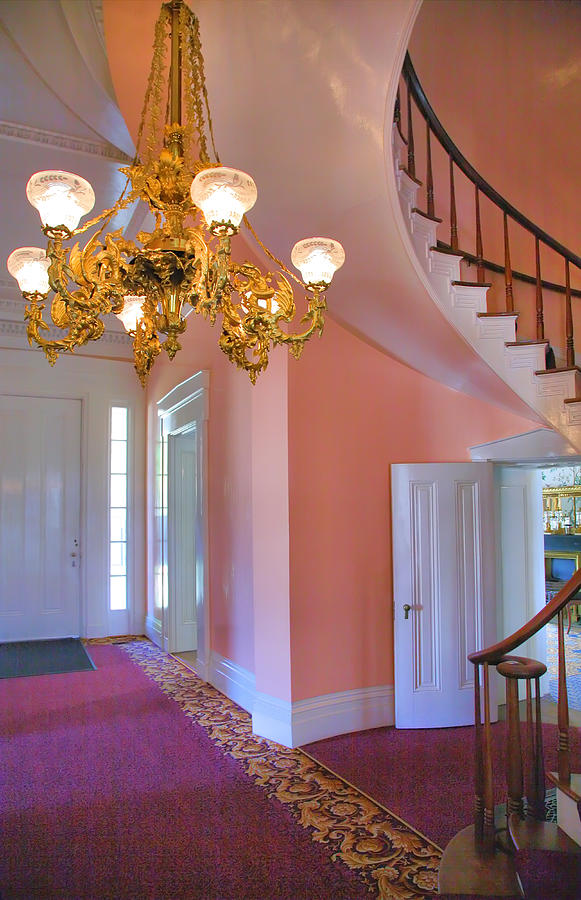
<box><xmin>12</xmin><ymin>0</ymin><xmax>339</xmax><ymax>386</ymax></box>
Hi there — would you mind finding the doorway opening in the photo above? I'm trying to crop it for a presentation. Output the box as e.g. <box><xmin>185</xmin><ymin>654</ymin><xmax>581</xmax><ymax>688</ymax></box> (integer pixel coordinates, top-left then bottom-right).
<box><xmin>156</xmin><ymin>372</ymin><xmax>209</xmax><ymax>681</ymax></box>
<box><xmin>541</xmin><ymin>464</ymin><xmax>581</xmax><ymax>714</ymax></box>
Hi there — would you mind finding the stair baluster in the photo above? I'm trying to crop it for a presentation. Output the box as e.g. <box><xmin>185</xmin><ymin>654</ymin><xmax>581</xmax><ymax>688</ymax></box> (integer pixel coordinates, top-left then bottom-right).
<box><xmin>450</xmin><ymin>157</ymin><xmax>458</xmax><ymax>251</ymax></box>
<box><xmin>535</xmin><ymin>236</ymin><xmax>545</xmax><ymax>341</ymax></box>
<box><xmin>475</xmin><ymin>186</ymin><xmax>485</xmax><ymax>285</ymax></box>
<box><xmin>503</xmin><ymin>211</ymin><xmax>514</xmax><ymax>313</ymax></box>
<box><xmin>406</xmin><ymin>82</ymin><xmax>415</xmax><ymax>179</ymax></box>
<box><xmin>426</xmin><ymin>122</ymin><xmax>435</xmax><ymax>219</ymax></box>
<box><xmin>565</xmin><ymin>259</ymin><xmax>575</xmax><ymax>367</ymax></box>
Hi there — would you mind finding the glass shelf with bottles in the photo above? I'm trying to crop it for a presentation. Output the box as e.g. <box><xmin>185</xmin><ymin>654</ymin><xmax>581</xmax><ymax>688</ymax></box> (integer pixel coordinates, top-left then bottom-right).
<box><xmin>543</xmin><ymin>486</ymin><xmax>581</xmax><ymax>534</ymax></box>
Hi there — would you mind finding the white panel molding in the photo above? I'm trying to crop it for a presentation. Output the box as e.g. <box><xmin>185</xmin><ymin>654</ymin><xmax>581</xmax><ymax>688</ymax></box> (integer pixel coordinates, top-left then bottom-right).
<box><xmin>0</xmin><ymin>119</ymin><xmax>131</xmax><ymax>162</ymax></box>
<box><xmin>410</xmin><ymin>481</ymin><xmax>440</xmax><ymax>692</ymax></box>
<box><xmin>207</xmin><ymin>651</ymin><xmax>393</xmax><ymax>749</ymax></box>
<box><xmin>456</xmin><ymin>481</ymin><xmax>480</xmax><ymax>690</ymax></box>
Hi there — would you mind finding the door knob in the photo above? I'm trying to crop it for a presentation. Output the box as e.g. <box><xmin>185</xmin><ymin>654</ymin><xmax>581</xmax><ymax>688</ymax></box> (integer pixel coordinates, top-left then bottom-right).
<box><xmin>403</xmin><ymin>604</ymin><xmax>411</xmax><ymax>620</ymax></box>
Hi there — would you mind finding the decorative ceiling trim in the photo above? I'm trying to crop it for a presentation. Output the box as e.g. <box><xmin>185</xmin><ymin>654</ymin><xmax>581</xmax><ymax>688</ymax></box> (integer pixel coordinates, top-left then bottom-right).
<box><xmin>0</xmin><ymin>119</ymin><xmax>132</xmax><ymax>163</ymax></box>
<box><xmin>0</xmin><ymin>318</ymin><xmax>132</xmax><ymax>347</ymax></box>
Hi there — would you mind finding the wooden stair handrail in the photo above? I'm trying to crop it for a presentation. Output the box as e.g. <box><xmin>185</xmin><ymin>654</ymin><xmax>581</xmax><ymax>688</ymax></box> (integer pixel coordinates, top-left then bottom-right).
<box><xmin>402</xmin><ymin>53</ymin><xmax>581</xmax><ymax>272</ymax></box>
<box><xmin>469</xmin><ymin>567</ymin><xmax>581</xmax><ymax>666</ymax></box>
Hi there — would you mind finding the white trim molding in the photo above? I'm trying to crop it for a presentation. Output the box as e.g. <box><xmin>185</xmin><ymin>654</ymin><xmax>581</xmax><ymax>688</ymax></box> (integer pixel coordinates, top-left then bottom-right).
<box><xmin>207</xmin><ymin>651</ymin><xmax>394</xmax><ymax>748</ymax></box>
<box><xmin>0</xmin><ymin>119</ymin><xmax>132</xmax><ymax>162</ymax></box>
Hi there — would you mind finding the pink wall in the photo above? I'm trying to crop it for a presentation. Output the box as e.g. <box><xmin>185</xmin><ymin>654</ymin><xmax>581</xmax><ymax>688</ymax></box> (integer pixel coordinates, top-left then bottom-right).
<box><xmin>146</xmin><ymin>312</ymin><xmax>255</xmax><ymax>673</ymax></box>
<box><xmin>288</xmin><ymin>316</ymin><xmax>540</xmax><ymax>701</ymax></box>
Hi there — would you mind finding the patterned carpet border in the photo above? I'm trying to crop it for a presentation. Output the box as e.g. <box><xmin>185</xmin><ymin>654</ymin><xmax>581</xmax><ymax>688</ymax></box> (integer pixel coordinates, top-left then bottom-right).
<box><xmin>89</xmin><ymin>637</ymin><xmax>441</xmax><ymax>899</ymax></box>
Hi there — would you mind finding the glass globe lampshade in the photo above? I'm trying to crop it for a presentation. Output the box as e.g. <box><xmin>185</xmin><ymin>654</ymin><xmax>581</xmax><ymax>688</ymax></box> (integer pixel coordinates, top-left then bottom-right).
<box><xmin>26</xmin><ymin>171</ymin><xmax>95</xmax><ymax>232</ymax></box>
<box><xmin>116</xmin><ymin>295</ymin><xmax>146</xmax><ymax>333</ymax></box>
<box><xmin>7</xmin><ymin>247</ymin><xmax>50</xmax><ymax>294</ymax></box>
<box><xmin>291</xmin><ymin>238</ymin><xmax>345</xmax><ymax>287</ymax></box>
<box><xmin>191</xmin><ymin>167</ymin><xmax>257</xmax><ymax>232</ymax></box>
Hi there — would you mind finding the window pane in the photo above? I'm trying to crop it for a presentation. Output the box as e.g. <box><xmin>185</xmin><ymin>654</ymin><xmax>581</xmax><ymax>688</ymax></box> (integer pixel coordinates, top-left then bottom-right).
<box><xmin>110</xmin><ymin>440</ymin><xmax>127</xmax><ymax>474</ymax></box>
<box><xmin>110</xmin><ymin>575</ymin><xmax>127</xmax><ymax>610</ymax></box>
<box><xmin>110</xmin><ymin>474</ymin><xmax>127</xmax><ymax>508</ymax></box>
<box><xmin>111</xmin><ymin>407</ymin><xmax>127</xmax><ymax>440</ymax></box>
<box><xmin>110</xmin><ymin>541</ymin><xmax>126</xmax><ymax>576</ymax></box>
<box><xmin>110</xmin><ymin>508</ymin><xmax>126</xmax><ymax>542</ymax></box>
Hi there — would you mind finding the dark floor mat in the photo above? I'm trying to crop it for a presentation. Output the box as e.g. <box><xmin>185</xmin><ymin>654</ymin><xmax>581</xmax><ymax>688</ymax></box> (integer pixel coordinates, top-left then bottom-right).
<box><xmin>0</xmin><ymin>637</ymin><xmax>95</xmax><ymax>678</ymax></box>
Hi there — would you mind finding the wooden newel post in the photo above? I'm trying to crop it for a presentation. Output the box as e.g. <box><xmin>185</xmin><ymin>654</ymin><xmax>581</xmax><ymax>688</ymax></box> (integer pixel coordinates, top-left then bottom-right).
<box><xmin>557</xmin><ymin>609</ymin><xmax>571</xmax><ymax>783</ymax></box>
<box><xmin>474</xmin><ymin>664</ymin><xmax>485</xmax><ymax>843</ymax></box>
<box><xmin>482</xmin><ymin>663</ymin><xmax>496</xmax><ymax>854</ymax></box>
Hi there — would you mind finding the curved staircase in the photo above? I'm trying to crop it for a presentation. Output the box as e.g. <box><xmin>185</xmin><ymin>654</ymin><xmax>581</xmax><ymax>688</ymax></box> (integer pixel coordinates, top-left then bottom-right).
<box><xmin>391</xmin><ymin>57</ymin><xmax>581</xmax><ymax>897</ymax></box>
<box><xmin>391</xmin><ymin>55</ymin><xmax>581</xmax><ymax>454</ymax></box>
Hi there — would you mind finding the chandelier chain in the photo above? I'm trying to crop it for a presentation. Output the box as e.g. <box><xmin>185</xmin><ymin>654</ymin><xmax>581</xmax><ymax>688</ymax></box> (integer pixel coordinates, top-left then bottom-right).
<box><xmin>243</xmin><ymin>216</ymin><xmax>305</xmax><ymax>288</ymax></box>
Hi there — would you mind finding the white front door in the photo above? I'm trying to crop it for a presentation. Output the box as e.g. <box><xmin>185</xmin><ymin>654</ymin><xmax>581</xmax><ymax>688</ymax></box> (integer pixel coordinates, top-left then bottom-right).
<box><xmin>0</xmin><ymin>396</ymin><xmax>81</xmax><ymax>641</ymax></box>
<box><xmin>168</xmin><ymin>430</ymin><xmax>198</xmax><ymax>653</ymax></box>
<box><xmin>392</xmin><ymin>462</ymin><xmax>497</xmax><ymax>728</ymax></box>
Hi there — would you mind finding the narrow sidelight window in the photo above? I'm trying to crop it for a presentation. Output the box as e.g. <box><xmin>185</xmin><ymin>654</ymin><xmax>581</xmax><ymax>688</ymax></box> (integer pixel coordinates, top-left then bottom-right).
<box><xmin>110</xmin><ymin>406</ymin><xmax>128</xmax><ymax>611</ymax></box>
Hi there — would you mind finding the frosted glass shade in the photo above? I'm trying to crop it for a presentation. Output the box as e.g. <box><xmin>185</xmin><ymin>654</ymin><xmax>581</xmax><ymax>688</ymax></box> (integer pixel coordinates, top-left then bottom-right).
<box><xmin>26</xmin><ymin>171</ymin><xmax>95</xmax><ymax>231</ymax></box>
<box><xmin>116</xmin><ymin>295</ymin><xmax>145</xmax><ymax>333</ymax></box>
<box><xmin>291</xmin><ymin>238</ymin><xmax>345</xmax><ymax>286</ymax></box>
<box><xmin>7</xmin><ymin>247</ymin><xmax>50</xmax><ymax>294</ymax></box>
<box><xmin>191</xmin><ymin>167</ymin><xmax>257</xmax><ymax>230</ymax></box>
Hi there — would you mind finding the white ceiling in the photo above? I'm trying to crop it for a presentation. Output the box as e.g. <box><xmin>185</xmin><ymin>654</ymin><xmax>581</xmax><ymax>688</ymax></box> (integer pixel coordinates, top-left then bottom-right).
<box><xmin>1</xmin><ymin>0</ymin><xmax>572</xmax><ymax>422</ymax></box>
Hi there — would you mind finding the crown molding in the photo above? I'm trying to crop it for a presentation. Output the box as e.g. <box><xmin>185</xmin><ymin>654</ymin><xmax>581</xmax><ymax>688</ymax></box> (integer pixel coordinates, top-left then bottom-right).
<box><xmin>0</xmin><ymin>119</ymin><xmax>132</xmax><ymax>163</ymax></box>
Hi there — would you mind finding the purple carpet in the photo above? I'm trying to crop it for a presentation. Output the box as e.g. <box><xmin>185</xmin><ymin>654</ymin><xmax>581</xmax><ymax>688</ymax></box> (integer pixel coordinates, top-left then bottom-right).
<box><xmin>0</xmin><ymin>644</ymin><xmax>368</xmax><ymax>899</ymax></box>
<box><xmin>303</xmin><ymin>721</ymin><xmax>581</xmax><ymax>851</ymax></box>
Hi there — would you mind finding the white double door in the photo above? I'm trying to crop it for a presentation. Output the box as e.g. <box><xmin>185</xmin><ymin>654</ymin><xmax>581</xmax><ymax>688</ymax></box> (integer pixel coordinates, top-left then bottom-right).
<box><xmin>0</xmin><ymin>395</ymin><xmax>81</xmax><ymax>642</ymax></box>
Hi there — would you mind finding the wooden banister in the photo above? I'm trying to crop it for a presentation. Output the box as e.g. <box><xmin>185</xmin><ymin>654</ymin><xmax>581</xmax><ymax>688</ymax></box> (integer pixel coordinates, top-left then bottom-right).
<box><xmin>469</xmin><ymin>566</ymin><xmax>581</xmax><ymax>666</ymax></box>
<box><xmin>402</xmin><ymin>53</ymin><xmax>581</xmax><ymax>271</ymax></box>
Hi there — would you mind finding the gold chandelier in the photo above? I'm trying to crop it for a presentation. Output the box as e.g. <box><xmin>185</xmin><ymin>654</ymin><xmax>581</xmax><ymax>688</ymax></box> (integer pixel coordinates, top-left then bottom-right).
<box><xmin>7</xmin><ymin>0</ymin><xmax>344</xmax><ymax>385</ymax></box>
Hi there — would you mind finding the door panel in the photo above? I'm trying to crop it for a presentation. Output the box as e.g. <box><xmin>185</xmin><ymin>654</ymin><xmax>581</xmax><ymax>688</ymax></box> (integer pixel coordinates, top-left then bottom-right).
<box><xmin>392</xmin><ymin>462</ymin><xmax>497</xmax><ymax>728</ymax></box>
<box><xmin>0</xmin><ymin>396</ymin><xmax>81</xmax><ymax>641</ymax></box>
<box><xmin>168</xmin><ymin>430</ymin><xmax>197</xmax><ymax>653</ymax></box>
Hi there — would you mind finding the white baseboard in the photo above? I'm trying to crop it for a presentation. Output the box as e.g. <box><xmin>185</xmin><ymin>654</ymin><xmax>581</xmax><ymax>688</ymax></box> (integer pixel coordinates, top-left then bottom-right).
<box><xmin>209</xmin><ymin>651</ymin><xmax>256</xmax><ymax>715</ymax></box>
<box><xmin>253</xmin><ymin>691</ymin><xmax>294</xmax><ymax>747</ymax></box>
<box><xmin>145</xmin><ymin>614</ymin><xmax>162</xmax><ymax>648</ymax></box>
<box><xmin>291</xmin><ymin>684</ymin><xmax>395</xmax><ymax>746</ymax></box>
<box><xmin>208</xmin><ymin>652</ymin><xmax>394</xmax><ymax>749</ymax></box>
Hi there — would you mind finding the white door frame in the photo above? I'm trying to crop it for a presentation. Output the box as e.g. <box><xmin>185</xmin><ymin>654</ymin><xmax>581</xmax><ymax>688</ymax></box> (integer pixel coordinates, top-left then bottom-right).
<box><xmin>157</xmin><ymin>371</ymin><xmax>210</xmax><ymax>679</ymax></box>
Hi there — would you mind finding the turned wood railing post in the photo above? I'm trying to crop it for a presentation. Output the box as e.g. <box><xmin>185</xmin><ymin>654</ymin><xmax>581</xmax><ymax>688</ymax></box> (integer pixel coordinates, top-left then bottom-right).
<box><xmin>406</xmin><ymin>82</ymin><xmax>415</xmax><ymax>179</ymax></box>
<box><xmin>505</xmin><ymin>676</ymin><xmax>524</xmax><ymax>818</ymax></box>
<box><xmin>535</xmin><ymin>237</ymin><xmax>544</xmax><ymax>341</ymax></box>
<box><xmin>426</xmin><ymin>123</ymin><xmax>435</xmax><ymax>219</ymax></box>
<box><xmin>449</xmin><ymin>157</ymin><xmax>458</xmax><ymax>251</ymax></box>
<box><xmin>474</xmin><ymin>664</ymin><xmax>484</xmax><ymax>842</ymax></box>
<box><xmin>475</xmin><ymin>186</ymin><xmax>485</xmax><ymax>284</ymax></box>
<box><xmin>526</xmin><ymin>676</ymin><xmax>546</xmax><ymax>820</ymax></box>
<box><xmin>482</xmin><ymin>662</ymin><xmax>495</xmax><ymax>853</ymax></box>
<box><xmin>557</xmin><ymin>608</ymin><xmax>571</xmax><ymax>783</ymax></box>
<box><xmin>565</xmin><ymin>258</ymin><xmax>575</xmax><ymax>367</ymax></box>
<box><xmin>503</xmin><ymin>212</ymin><xmax>514</xmax><ymax>313</ymax></box>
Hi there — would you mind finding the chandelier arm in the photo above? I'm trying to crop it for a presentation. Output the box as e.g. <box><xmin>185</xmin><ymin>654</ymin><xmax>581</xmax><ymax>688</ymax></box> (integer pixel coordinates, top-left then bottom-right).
<box><xmin>242</xmin><ymin>216</ymin><xmax>305</xmax><ymax>288</ymax></box>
